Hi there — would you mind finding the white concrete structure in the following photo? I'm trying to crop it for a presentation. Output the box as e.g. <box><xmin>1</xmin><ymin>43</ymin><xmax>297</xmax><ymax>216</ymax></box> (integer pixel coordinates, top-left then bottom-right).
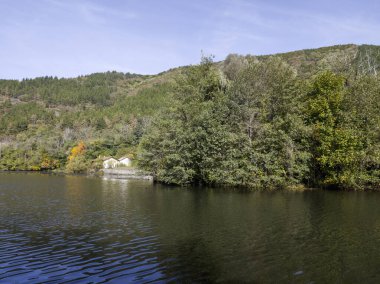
<box><xmin>118</xmin><ymin>157</ymin><xmax>132</xmax><ymax>167</ymax></box>
<box><xmin>103</xmin><ymin>157</ymin><xmax>119</xmax><ymax>169</ymax></box>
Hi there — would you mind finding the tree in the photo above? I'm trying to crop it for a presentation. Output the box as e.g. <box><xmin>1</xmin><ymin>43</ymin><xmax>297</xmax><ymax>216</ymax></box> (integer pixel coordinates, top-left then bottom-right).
<box><xmin>228</xmin><ymin>57</ymin><xmax>310</xmax><ymax>188</ymax></box>
<box><xmin>139</xmin><ymin>57</ymin><xmax>255</xmax><ymax>186</ymax></box>
<box><xmin>343</xmin><ymin>75</ymin><xmax>380</xmax><ymax>188</ymax></box>
<box><xmin>306</xmin><ymin>71</ymin><xmax>362</xmax><ymax>188</ymax></box>
<box><xmin>66</xmin><ymin>141</ymin><xmax>88</xmax><ymax>173</ymax></box>
<box><xmin>222</xmin><ymin>54</ymin><xmax>249</xmax><ymax>81</ymax></box>
<box><xmin>68</xmin><ymin>141</ymin><xmax>86</xmax><ymax>161</ymax></box>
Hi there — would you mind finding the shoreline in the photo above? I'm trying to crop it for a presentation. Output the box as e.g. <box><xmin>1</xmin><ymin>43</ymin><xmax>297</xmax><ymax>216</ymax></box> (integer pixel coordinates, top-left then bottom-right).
<box><xmin>1</xmin><ymin>170</ymin><xmax>378</xmax><ymax>192</ymax></box>
<box><xmin>0</xmin><ymin>168</ymin><xmax>154</xmax><ymax>181</ymax></box>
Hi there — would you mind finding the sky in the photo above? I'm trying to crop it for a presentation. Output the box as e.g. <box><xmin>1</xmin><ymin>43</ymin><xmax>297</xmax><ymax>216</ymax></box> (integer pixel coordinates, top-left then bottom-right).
<box><xmin>0</xmin><ymin>0</ymin><xmax>380</xmax><ymax>79</ymax></box>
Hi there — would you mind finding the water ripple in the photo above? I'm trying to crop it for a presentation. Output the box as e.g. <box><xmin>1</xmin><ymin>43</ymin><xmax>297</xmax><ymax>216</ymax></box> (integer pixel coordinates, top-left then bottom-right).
<box><xmin>3</xmin><ymin>173</ymin><xmax>380</xmax><ymax>283</ymax></box>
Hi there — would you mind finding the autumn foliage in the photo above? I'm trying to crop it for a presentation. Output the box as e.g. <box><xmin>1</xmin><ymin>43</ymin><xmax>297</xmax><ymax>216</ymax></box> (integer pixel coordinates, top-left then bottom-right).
<box><xmin>68</xmin><ymin>141</ymin><xmax>86</xmax><ymax>161</ymax></box>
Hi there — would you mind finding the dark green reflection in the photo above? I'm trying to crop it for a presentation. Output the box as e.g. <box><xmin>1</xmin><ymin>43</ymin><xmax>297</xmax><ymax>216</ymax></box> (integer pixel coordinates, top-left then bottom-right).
<box><xmin>1</xmin><ymin>173</ymin><xmax>380</xmax><ymax>283</ymax></box>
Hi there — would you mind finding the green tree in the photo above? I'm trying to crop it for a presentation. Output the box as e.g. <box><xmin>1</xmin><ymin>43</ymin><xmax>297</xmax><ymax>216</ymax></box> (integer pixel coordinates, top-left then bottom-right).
<box><xmin>306</xmin><ymin>71</ymin><xmax>362</xmax><ymax>188</ymax></box>
<box><xmin>139</xmin><ymin>57</ymin><xmax>255</xmax><ymax>186</ymax></box>
<box><xmin>343</xmin><ymin>75</ymin><xmax>380</xmax><ymax>188</ymax></box>
<box><xmin>228</xmin><ymin>57</ymin><xmax>310</xmax><ymax>188</ymax></box>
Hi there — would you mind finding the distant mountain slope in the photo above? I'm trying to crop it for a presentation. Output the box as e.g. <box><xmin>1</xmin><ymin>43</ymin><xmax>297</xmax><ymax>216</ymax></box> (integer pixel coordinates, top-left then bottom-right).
<box><xmin>260</xmin><ymin>44</ymin><xmax>380</xmax><ymax>77</ymax></box>
<box><xmin>1</xmin><ymin>44</ymin><xmax>379</xmax><ymax>108</ymax></box>
<box><xmin>0</xmin><ymin>71</ymin><xmax>145</xmax><ymax>106</ymax></box>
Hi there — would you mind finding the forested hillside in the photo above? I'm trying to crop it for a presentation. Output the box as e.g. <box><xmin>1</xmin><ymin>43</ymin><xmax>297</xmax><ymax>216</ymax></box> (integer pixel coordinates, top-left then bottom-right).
<box><xmin>0</xmin><ymin>70</ymin><xmax>177</xmax><ymax>171</ymax></box>
<box><xmin>1</xmin><ymin>44</ymin><xmax>380</xmax><ymax>190</ymax></box>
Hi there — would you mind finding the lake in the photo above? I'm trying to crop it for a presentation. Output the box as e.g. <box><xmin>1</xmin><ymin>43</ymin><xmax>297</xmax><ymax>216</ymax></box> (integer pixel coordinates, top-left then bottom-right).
<box><xmin>1</xmin><ymin>172</ymin><xmax>380</xmax><ymax>283</ymax></box>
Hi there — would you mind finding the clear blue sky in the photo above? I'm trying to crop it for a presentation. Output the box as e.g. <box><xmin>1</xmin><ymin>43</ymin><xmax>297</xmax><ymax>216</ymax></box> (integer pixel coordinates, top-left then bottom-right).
<box><xmin>1</xmin><ymin>0</ymin><xmax>379</xmax><ymax>79</ymax></box>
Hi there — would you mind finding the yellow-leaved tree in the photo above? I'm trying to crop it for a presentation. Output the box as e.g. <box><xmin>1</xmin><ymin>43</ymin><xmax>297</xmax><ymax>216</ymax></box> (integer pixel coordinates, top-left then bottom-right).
<box><xmin>68</xmin><ymin>141</ymin><xmax>86</xmax><ymax>161</ymax></box>
<box><xmin>66</xmin><ymin>141</ymin><xmax>88</xmax><ymax>173</ymax></box>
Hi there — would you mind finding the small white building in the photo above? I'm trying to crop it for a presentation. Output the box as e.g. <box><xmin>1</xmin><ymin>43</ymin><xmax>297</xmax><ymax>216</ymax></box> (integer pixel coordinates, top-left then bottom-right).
<box><xmin>103</xmin><ymin>157</ymin><xmax>119</xmax><ymax>169</ymax></box>
<box><xmin>118</xmin><ymin>157</ymin><xmax>132</xmax><ymax>167</ymax></box>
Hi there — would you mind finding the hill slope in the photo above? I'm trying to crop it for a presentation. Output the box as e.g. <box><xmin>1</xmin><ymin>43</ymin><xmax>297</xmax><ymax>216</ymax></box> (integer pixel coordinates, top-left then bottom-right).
<box><xmin>1</xmin><ymin>44</ymin><xmax>380</xmax><ymax>178</ymax></box>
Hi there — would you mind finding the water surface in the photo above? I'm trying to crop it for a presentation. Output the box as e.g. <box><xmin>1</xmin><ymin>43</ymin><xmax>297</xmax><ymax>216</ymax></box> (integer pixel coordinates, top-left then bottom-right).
<box><xmin>1</xmin><ymin>172</ymin><xmax>380</xmax><ymax>283</ymax></box>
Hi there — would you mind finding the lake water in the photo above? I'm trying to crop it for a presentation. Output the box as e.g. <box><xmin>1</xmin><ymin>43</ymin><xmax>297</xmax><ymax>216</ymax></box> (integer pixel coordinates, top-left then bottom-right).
<box><xmin>1</xmin><ymin>172</ymin><xmax>380</xmax><ymax>283</ymax></box>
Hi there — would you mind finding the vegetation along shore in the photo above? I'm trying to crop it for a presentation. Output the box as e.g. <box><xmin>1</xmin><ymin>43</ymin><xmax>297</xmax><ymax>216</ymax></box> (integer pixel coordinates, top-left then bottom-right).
<box><xmin>1</xmin><ymin>44</ymin><xmax>380</xmax><ymax>190</ymax></box>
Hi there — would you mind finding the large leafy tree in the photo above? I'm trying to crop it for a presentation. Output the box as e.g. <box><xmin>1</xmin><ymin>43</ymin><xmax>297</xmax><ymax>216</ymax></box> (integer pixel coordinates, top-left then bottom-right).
<box><xmin>306</xmin><ymin>71</ymin><xmax>362</xmax><ymax>188</ymax></box>
<box><xmin>139</xmin><ymin>58</ymin><xmax>255</xmax><ymax>186</ymax></box>
<box><xmin>228</xmin><ymin>57</ymin><xmax>310</xmax><ymax>188</ymax></box>
<box><xmin>343</xmin><ymin>75</ymin><xmax>380</xmax><ymax>188</ymax></box>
